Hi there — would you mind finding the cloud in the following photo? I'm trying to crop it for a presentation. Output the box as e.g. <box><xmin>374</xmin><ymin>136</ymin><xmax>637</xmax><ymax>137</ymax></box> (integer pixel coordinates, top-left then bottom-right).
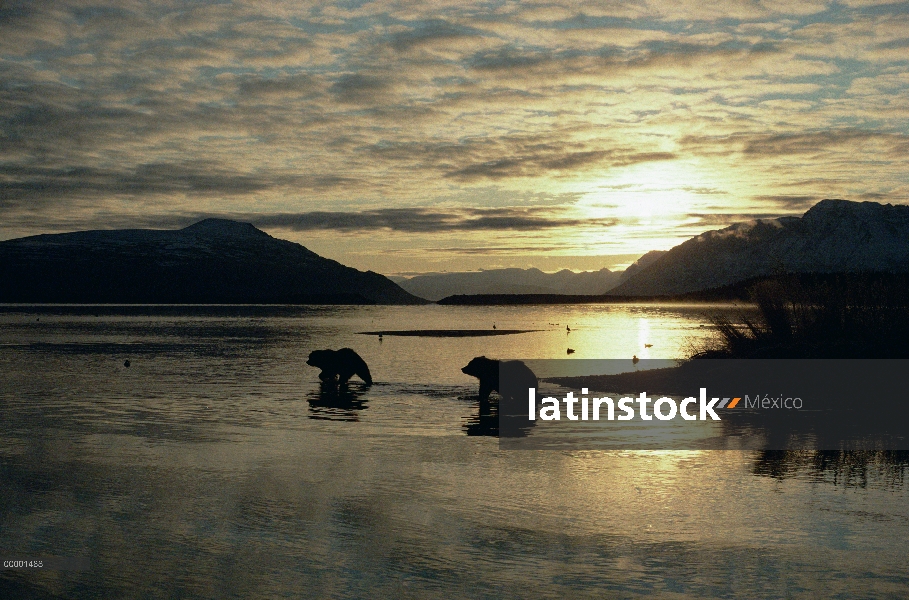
<box><xmin>679</xmin><ymin>129</ymin><xmax>909</xmax><ymax>160</ymax></box>
<box><xmin>387</xmin><ymin>19</ymin><xmax>485</xmax><ymax>52</ymax></box>
<box><xmin>445</xmin><ymin>150</ymin><xmax>676</xmax><ymax>181</ymax></box>
<box><xmin>2</xmin><ymin>0</ymin><xmax>909</xmax><ymax>267</ymax></box>
<box><xmin>750</xmin><ymin>195</ymin><xmax>821</xmax><ymax>209</ymax></box>
<box><xmin>876</xmin><ymin>37</ymin><xmax>909</xmax><ymax>50</ymax></box>
<box><xmin>236</xmin><ymin>73</ymin><xmax>320</xmax><ymax>98</ymax></box>
<box><xmin>741</xmin><ymin>130</ymin><xmax>908</xmax><ymax>156</ymax></box>
<box><xmin>0</xmin><ymin>164</ymin><xmax>264</xmax><ymax>215</ymax></box>
<box><xmin>328</xmin><ymin>73</ymin><xmax>395</xmax><ymax>104</ymax></box>
<box><xmin>249</xmin><ymin>207</ymin><xmax>618</xmax><ymax>232</ymax></box>
<box><xmin>685</xmin><ymin>212</ymin><xmax>794</xmax><ymax>225</ymax></box>
<box><xmin>0</xmin><ymin>205</ymin><xmax>617</xmax><ymax>236</ymax></box>
<box><xmin>374</xmin><ymin>246</ymin><xmax>571</xmax><ymax>256</ymax></box>
<box><xmin>679</xmin><ymin>186</ymin><xmax>729</xmax><ymax>195</ymax></box>
<box><xmin>0</xmin><ymin>163</ymin><xmax>360</xmax><ymax>208</ymax></box>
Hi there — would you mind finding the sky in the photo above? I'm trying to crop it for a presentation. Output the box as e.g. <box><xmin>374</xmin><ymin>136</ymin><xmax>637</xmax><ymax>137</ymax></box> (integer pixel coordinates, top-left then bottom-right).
<box><xmin>1</xmin><ymin>0</ymin><xmax>908</xmax><ymax>275</ymax></box>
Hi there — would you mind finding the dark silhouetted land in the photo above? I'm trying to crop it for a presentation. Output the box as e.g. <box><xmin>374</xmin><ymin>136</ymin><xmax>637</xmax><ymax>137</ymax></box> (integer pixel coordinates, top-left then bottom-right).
<box><xmin>0</xmin><ymin>219</ymin><xmax>426</xmax><ymax>304</ymax></box>
<box><xmin>392</xmin><ymin>267</ymin><xmax>622</xmax><ymax>301</ymax></box>
<box><xmin>436</xmin><ymin>271</ymin><xmax>909</xmax><ymax>307</ymax></box>
<box><xmin>610</xmin><ymin>200</ymin><xmax>909</xmax><ymax>296</ymax></box>
<box><xmin>357</xmin><ymin>329</ymin><xmax>541</xmax><ymax>337</ymax></box>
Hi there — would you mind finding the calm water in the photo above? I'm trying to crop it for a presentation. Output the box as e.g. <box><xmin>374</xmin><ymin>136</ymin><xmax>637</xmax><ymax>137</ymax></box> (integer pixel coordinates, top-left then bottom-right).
<box><xmin>1</xmin><ymin>304</ymin><xmax>907</xmax><ymax>599</ymax></box>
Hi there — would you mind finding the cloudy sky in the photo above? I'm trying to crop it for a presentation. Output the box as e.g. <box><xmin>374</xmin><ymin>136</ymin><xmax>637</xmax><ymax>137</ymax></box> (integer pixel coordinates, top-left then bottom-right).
<box><xmin>2</xmin><ymin>0</ymin><xmax>908</xmax><ymax>274</ymax></box>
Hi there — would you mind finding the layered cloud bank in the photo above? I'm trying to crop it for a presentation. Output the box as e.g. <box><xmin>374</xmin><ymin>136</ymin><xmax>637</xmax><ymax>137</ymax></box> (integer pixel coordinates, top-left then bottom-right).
<box><xmin>2</xmin><ymin>0</ymin><xmax>908</xmax><ymax>272</ymax></box>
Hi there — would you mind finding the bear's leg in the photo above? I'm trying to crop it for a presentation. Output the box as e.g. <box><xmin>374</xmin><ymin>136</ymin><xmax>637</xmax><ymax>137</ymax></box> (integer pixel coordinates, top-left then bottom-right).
<box><xmin>478</xmin><ymin>381</ymin><xmax>493</xmax><ymax>401</ymax></box>
<box><xmin>319</xmin><ymin>370</ymin><xmax>338</xmax><ymax>383</ymax></box>
<box><xmin>353</xmin><ymin>362</ymin><xmax>373</xmax><ymax>385</ymax></box>
<box><xmin>337</xmin><ymin>369</ymin><xmax>353</xmax><ymax>384</ymax></box>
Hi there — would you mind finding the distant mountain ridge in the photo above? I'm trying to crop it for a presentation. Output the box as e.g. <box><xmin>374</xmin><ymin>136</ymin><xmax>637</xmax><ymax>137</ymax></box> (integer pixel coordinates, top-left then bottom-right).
<box><xmin>0</xmin><ymin>218</ymin><xmax>424</xmax><ymax>304</ymax></box>
<box><xmin>610</xmin><ymin>200</ymin><xmax>909</xmax><ymax>296</ymax></box>
<box><xmin>392</xmin><ymin>267</ymin><xmax>622</xmax><ymax>301</ymax></box>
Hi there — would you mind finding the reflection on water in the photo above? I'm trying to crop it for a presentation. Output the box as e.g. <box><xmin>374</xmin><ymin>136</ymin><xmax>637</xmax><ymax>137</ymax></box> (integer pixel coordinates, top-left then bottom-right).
<box><xmin>462</xmin><ymin>396</ymin><xmax>499</xmax><ymax>437</ymax></box>
<box><xmin>461</xmin><ymin>396</ymin><xmax>537</xmax><ymax>438</ymax></box>
<box><xmin>753</xmin><ymin>450</ymin><xmax>909</xmax><ymax>489</ymax></box>
<box><xmin>1</xmin><ymin>304</ymin><xmax>908</xmax><ymax>599</ymax></box>
<box><xmin>307</xmin><ymin>382</ymin><xmax>370</xmax><ymax>421</ymax></box>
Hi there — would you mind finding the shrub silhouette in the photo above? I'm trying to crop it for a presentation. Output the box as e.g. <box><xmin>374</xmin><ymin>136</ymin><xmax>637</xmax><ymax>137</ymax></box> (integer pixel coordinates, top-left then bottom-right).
<box><xmin>693</xmin><ymin>273</ymin><xmax>909</xmax><ymax>359</ymax></box>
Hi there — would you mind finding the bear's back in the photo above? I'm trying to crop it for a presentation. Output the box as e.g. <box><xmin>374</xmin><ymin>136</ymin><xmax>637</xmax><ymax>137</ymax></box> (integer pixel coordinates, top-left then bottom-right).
<box><xmin>499</xmin><ymin>360</ymin><xmax>538</xmax><ymax>398</ymax></box>
<box><xmin>337</xmin><ymin>348</ymin><xmax>373</xmax><ymax>384</ymax></box>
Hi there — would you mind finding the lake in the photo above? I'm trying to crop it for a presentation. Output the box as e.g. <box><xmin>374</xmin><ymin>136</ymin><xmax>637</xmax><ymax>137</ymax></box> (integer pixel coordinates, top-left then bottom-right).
<box><xmin>1</xmin><ymin>304</ymin><xmax>907</xmax><ymax>598</ymax></box>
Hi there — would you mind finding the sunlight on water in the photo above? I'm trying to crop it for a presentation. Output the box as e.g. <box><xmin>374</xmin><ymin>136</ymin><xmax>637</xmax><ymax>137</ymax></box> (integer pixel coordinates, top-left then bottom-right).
<box><xmin>1</xmin><ymin>304</ymin><xmax>907</xmax><ymax>599</ymax></box>
<box><xmin>637</xmin><ymin>316</ymin><xmax>651</xmax><ymax>359</ymax></box>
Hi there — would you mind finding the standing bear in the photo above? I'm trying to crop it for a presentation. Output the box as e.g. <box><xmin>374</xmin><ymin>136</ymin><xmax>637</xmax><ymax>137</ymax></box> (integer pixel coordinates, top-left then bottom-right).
<box><xmin>461</xmin><ymin>356</ymin><xmax>538</xmax><ymax>402</ymax></box>
<box><xmin>306</xmin><ymin>348</ymin><xmax>373</xmax><ymax>385</ymax></box>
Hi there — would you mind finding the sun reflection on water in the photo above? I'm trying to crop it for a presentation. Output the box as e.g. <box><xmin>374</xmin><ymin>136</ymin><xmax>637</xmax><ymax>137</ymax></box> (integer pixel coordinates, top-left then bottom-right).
<box><xmin>637</xmin><ymin>317</ymin><xmax>651</xmax><ymax>360</ymax></box>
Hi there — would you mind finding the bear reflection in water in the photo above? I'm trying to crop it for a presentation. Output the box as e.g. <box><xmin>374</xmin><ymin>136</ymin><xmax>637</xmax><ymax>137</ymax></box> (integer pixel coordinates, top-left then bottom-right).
<box><xmin>461</xmin><ymin>356</ymin><xmax>537</xmax><ymax>438</ymax></box>
<box><xmin>306</xmin><ymin>381</ymin><xmax>369</xmax><ymax>422</ymax></box>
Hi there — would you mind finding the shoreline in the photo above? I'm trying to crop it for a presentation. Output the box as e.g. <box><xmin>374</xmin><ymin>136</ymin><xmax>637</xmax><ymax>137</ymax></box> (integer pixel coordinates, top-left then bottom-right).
<box><xmin>357</xmin><ymin>329</ymin><xmax>542</xmax><ymax>337</ymax></box>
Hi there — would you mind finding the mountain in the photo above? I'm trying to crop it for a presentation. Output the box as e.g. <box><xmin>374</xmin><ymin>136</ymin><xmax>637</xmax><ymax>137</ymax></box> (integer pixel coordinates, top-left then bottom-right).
<box><xmin>610</xmin><ymin>200</ymin><xmax>909</xmax><ymax>296</ymax></box>
<box><xmin>618</xmin><ymin>250</ymin><xmax>667</xmax><ymax>282</ymax></box>
<box><xmin>0</xmin><ymin>218</ymin><xmax>425</xmax><ymax>304</ymax></box>
<box><xmin>393</xmin><ymin>267</ymin><xmax>622</xmax><ymax>301</ymax></box>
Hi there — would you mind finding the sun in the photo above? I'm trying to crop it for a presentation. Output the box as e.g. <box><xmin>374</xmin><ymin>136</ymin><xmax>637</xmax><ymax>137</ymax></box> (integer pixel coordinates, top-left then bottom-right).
<box><xmin>577</xmin><ymin>158</ymin><xmax>736</xmax><ymax>219</ymax></box>
<box><xmin>556</xmin><ymin>159</ymin><xmax>734</xmax><ymax>254</ymax></box>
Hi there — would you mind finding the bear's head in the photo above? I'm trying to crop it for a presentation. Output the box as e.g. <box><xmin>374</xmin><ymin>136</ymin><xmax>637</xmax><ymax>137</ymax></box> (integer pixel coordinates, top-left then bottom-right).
<box><xmin>461</xmin><ymin>356</ymin><xmax>498</xmax><ymax>378</ymax></box>
<box><xmin>306</xmin><ymin>350</ymin><xmax>332</xmax><ymax>368</ymax></box>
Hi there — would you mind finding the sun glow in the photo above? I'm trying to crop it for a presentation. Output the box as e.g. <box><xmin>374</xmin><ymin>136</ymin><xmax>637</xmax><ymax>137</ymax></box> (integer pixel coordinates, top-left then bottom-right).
<box><xmin>557</xmin><ymin>159</ymin><xmax>738</xmax><ymax>254</ymax></box>
<box><xmin>577</xmin><ymin>160</ymin><xmax>729</xmax><ymax>220</ymax></box>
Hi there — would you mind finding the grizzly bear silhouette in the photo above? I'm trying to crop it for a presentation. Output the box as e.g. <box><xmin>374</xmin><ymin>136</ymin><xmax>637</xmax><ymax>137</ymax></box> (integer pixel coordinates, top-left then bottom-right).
<box><xmin>461</xmin><ymin>356</ymin><xmax>537</xmax><ymax>402</ymax></box>
<box><xmin>306</xmin><ymin>348</ymin><xmax>373</xmax><ymax>385</ymax></box>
